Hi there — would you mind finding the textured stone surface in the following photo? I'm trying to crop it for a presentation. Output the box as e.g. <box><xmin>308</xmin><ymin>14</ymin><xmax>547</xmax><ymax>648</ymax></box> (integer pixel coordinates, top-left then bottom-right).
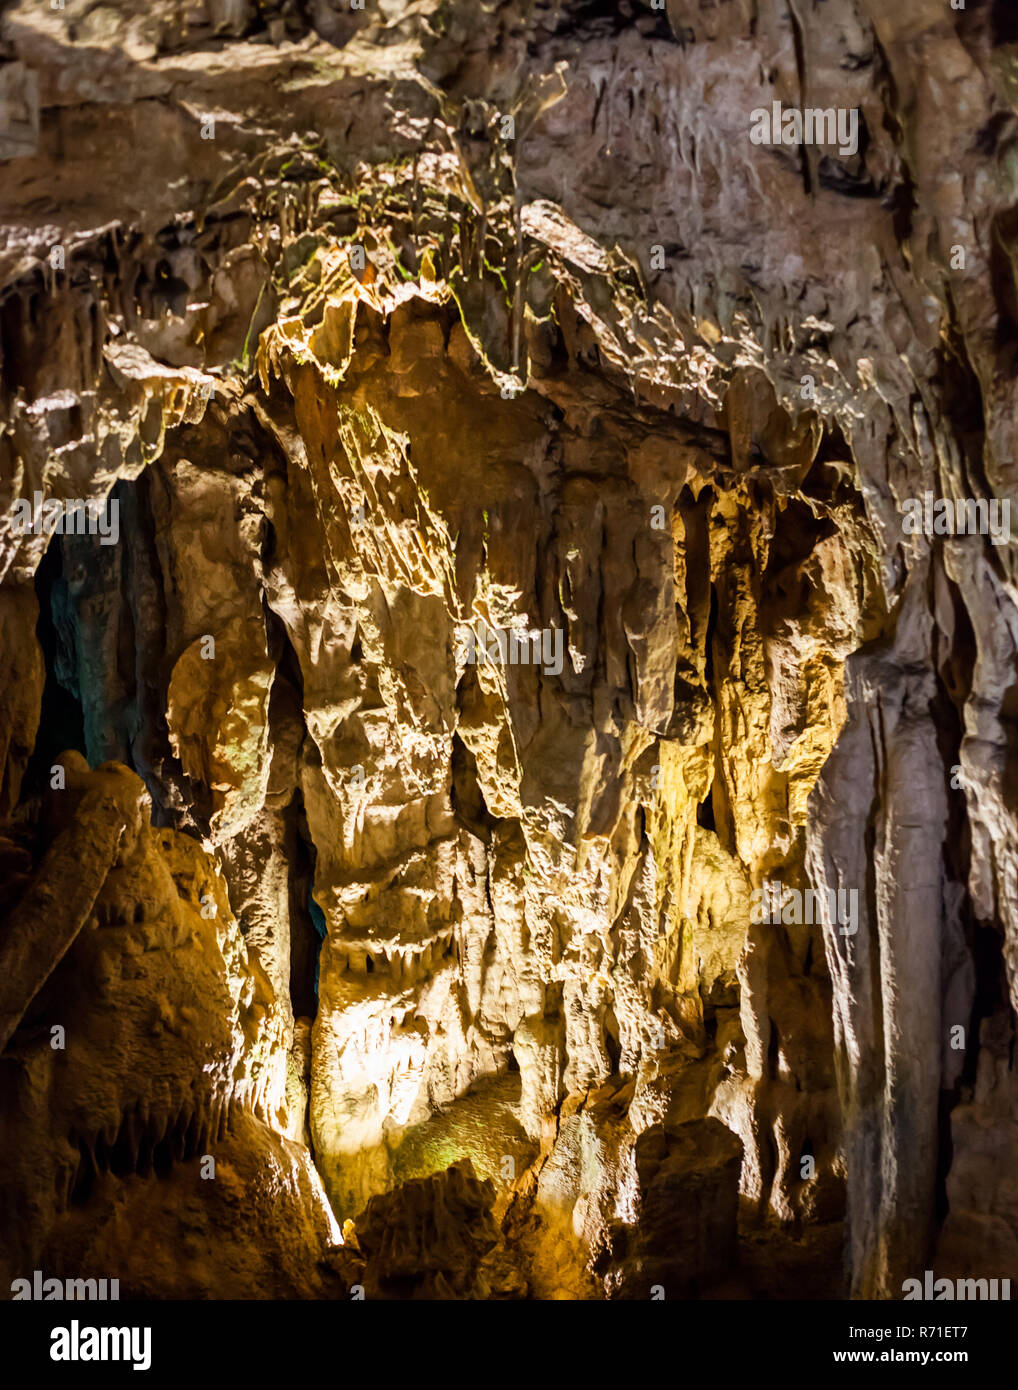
<box><xmin>346</xmin><ymin>1158</ymin><xmax>507</xmax><ymax>1299</ymax></box>
<box><xmin>0</xmin><ymin>0</ymin><xmax>1016</xmax><ymax>1300</ymax></box>
<box><xmin>597</xmin><ymin>1116</ymin><xmax>743</xmax><ymax>1299</ymax></box>
<box><xmin>0</xmin><ymin>761</ymin><xmax>341</xmax><ymax>1296</ymax></box>
<box><xmin>0</xmin><ymin>755</ymin><xmax>131</xmax><ymax>1050</ymax></box>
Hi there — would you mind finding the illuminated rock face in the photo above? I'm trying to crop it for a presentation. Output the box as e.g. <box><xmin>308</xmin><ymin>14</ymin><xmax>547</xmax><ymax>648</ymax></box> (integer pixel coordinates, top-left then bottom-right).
<box><xmin>0</xmin><ymin>0</ymin><xmax>1017</xmax><ymax>1300</ymax></box>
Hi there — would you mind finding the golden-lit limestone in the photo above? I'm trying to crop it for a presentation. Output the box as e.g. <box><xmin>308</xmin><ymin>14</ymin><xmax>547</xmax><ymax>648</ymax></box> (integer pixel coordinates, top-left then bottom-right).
<box><xmin>0</xmin><ymin>760</ymin><xmax>336</xmax><ymax>1295</ymax></box>
<box><xmin>0</xmin><ymin>227</ymin><xmax>887</xmax><ymax>1296</ymax></box>
<box><xmin>245</xmin><ymin>284</ymin><xmax>883</xmax><ymax>1267</ymax></box>
<box><xmin>597</xmin><ymin>1117</ymin><xmax>743</xmax><ymax>1298</ymax></box>
<box><xmin>167</xmin><ymin>616</ymin><xmax>276</xmax><ymax>839</ymax></box>
<box><xmin>1</xmin><ymin>0</ymin><xmax>1016</xmax><ymax>1299</ymax></box>
<box><xmin>342</xmin><ymin>1158</ymin><xmax>511</xmax><ymax>1299</ymax></box>
<box><xmin>0</xmin><ymin>755</ymin><xmax>132</xmax><ymax>1050</ymax></box>
<box><xmin>54</xmin><ymin>1111</ymin><xmax>344</xmax><ymax>1299</ymax></box>
<box><xmin>1</xmin><ymin>337</ymin><xmax>219</xmax><ymax>589</ymax></box>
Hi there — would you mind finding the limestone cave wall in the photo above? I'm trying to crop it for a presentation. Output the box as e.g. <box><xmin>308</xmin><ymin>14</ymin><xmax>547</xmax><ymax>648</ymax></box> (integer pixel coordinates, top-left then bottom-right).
<box><xmin>0</xmin><ymin>0</ymin><xmax>1016</xmax><ymax>1301</ymax></box>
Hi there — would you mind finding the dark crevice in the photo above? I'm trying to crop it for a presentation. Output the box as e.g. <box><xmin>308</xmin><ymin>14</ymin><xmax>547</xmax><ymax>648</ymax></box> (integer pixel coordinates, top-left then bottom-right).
<box><xmin>993</xmin><ymin>0</ymin><xmax>1018</xmax><ymax>45</ymax></box>
<box><xmin>603</xmin><ymin>1004</ymin><xmax>622</xmax><ymax>1076</ymax></box>
<box><xmin>703</xmin><ymin>582</ymin><xmax>718</xmax><ymax>690</ymax></box>
<box><xmin>21</xmin><ymin>539</ymin><xmax>86</xmax><ymax>802</ymax></box>
<box><xmin>290</xmin><ymin>791</ymin><xmax>325</xmax><ymax>1020</ymax></box>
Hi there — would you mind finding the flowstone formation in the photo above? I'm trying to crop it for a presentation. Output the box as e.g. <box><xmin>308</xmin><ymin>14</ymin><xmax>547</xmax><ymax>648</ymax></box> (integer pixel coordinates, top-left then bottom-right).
<box><xmin>0</xmin><ymin>0</ymin><xmax>1016</xmax><ymax>1302</ymax></box>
